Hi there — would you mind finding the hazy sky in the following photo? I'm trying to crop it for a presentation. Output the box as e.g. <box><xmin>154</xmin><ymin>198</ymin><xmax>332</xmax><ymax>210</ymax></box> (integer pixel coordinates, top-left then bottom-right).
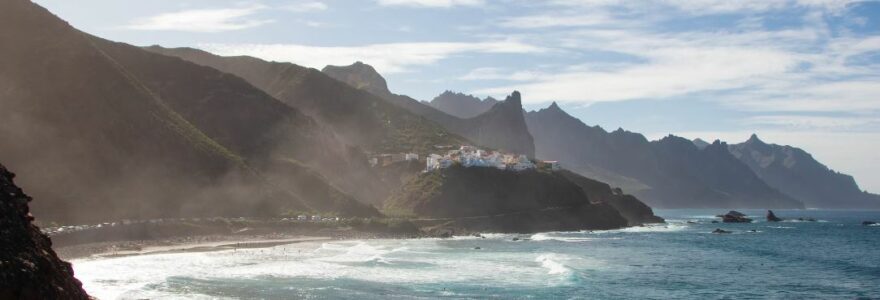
<box><xmin>34</xmin><ymin>0</ymin><xmax>880</xmax><ymax>192</ymax></box>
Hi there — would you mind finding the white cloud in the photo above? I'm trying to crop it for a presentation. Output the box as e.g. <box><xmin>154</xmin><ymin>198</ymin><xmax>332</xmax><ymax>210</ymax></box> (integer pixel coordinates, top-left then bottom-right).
<box><xmin>548</xmin><ymin>0</ymin><xmax>857</xmax><ymax>15</ymax></box>
<box><xmin>376</xmin><ymin>0</ymin><xmax>484</xmax><ymax>8</ymax></box>
<box><xmin>499</xmin><ymin>13</ymin><xmax>617</xmax><ymax>29</ymax></box>
<box><xmin>459</xmin><ymin>67</ymin><xmax>545</xmax><ymax>81</ymax></box>
<box><xmin>744</xmin><ymin>115</ymin><xmax>880</xmax><ymax>130</ymax></box>
<box><xmin>474</xmin><ymin>33</ymin><xmax>805</xmax><ymax>104</ymax></box>
<box><xmin>471</xmin><ymin>1</ymin><xmax>879</xmax><ymax>115</ymax></box>
<box><xmin>199</xmin><ymin>39</ymin><xmax>546</xmax><ymax>73</ymax></box>
<box><xmin>284</xmin><ymin>1</ymin><xmax>328</xmax><ymax>12</ymax></box>
<box><xmin>125</xmin><ymin>5</ymin><xmax>271</xmax><ymax>33</ymax></box>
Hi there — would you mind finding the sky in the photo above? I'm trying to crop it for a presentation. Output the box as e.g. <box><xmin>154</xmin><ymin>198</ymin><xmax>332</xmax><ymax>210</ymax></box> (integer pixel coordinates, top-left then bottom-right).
<box><xmin>34</xmin><ymin>0</ymin><xmax>880</xmax><ymax>192</ymax></box>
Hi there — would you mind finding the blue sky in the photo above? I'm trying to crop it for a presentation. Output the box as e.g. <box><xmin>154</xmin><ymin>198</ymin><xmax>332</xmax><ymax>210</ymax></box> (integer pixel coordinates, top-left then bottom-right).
<box><xmin>34</xmin><ymin>0</ymin><xmax>880</xmax><ymax>192</ymax></box>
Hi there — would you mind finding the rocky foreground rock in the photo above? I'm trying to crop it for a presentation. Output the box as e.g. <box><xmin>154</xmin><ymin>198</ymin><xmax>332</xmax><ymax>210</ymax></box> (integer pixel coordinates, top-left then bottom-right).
<box><xmin>0</xmin><ymin>163</ymin><xmax>90</xmax><ymax>299</ymax></box>
<box><xmin>718</xmin><ymin>211</ymin><xmax>753</xmax><ymax>223</ymax></box>
<box><xmin>767</xmin><ymin>210</ymin><xmax>783</xmax><ymax>222</ymax></box>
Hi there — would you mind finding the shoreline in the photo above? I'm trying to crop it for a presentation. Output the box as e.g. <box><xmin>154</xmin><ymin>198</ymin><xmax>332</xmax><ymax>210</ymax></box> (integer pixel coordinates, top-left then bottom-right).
<box><xmin>59</xmin><ymin>235</ymin><xmax>334</xmax><ymax>261</ymax></box>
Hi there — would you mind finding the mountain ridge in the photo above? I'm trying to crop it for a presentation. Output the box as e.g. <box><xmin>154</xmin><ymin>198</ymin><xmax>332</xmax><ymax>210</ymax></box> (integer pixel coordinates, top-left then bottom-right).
<box><xmin>427</xmin><ymin>91</ymin><xmax>499</xmax><ymax>118</ymax></box>
<box><xmin>526</xmin><ymin>102</ymin><xmax>803</xmax><ymax>208</ymax></box>
<box><xmin>730</xmin><ymin>134</ymin><xmax>880</xmax><ymax>208</ymax></box>
<box><xmin>321</xmin><ymin>62</ymin><xmax>536</xmax><ymax>157</ymax></box>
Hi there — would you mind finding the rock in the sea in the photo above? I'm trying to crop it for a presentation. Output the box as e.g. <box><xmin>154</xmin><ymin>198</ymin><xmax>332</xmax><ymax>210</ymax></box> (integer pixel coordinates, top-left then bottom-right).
<box><xmin>474</xmin><ymin>247</ymin><xmax>481</xmax><ymax>250</ymax></box>
<box><xmin>863</xmin><ymin>221</ymin><xmax>877</xmax><ymax>226</ymax></box>
<box><xmin>512</xmin><ymin>237</ymin><xmax>520</xmax><ymax>241</ymax></box>
<box><xmin>712</xmin><ymin>228</ymin><xmax>732</xmax><ymax>234</ymax></box>
<box><xmin>796</xmin><ymin>217</ymin><xmax>817</xmax><ymax>222</ymax></box>
<box><xmin>0</xmin><ymin>163</ymin><xmax>90</xmax><ymax>299</ymax></box>
<box><xmin>719</xmin><ymin>211</ymin><xmax>753</xmax><ymax>223</ymax></box>
<box><xmin>766</xmin><ymin>210</ymin><xmax>783</xmax><ymax>222</ymax></box>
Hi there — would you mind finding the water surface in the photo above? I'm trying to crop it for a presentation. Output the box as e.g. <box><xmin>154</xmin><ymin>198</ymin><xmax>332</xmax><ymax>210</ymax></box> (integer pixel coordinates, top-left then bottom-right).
<box><xmin>73</xmin><ymin>209</ymin><xmax>880</xmax><ymax>299</ymax></box>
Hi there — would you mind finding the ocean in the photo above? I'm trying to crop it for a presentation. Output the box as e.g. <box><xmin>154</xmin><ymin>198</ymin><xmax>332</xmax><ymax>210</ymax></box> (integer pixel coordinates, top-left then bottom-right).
<box><xmin>72</xmin><ymin>209</ymin><xmax>880</xmax><ymax>299</ymax></box>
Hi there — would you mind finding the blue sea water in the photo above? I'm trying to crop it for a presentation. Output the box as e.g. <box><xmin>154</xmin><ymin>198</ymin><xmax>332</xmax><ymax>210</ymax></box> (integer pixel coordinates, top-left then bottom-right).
<box><xmin>72</xmin><ymin>209</ymin><xmax>880</xmax><ymax>299</ymax></box>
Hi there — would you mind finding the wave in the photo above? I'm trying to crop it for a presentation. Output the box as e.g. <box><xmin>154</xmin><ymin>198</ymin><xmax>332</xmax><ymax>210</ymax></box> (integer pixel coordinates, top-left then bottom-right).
<box><xmin>591</xmin><ymin>223</ymin><xmax>689</xmax><ymax>234</ymax></box>
<box><xmin>312</xmin><ymin>241</ymin><xmax>408</xmax><ymax>265</ymax></box>
<box><xmin>530</xmin><ymin>232</ymin><xmax>601</xmax><ymax>243</ymax></box>
<box><xmin>535</xmin><ymin>254</ymin><xmax>571</xmax><ymax>275</ymax></box>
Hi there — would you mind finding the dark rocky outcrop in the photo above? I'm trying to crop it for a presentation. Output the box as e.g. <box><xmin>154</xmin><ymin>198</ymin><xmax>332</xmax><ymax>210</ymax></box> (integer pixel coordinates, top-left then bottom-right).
<box><xmin>718</xmin><ymin>211</ymin><xmax>753</xmax><ymax>223</ymax></box>
<box><xmin>863</xmin><ymin>221</ymin><xmax>877</xmax><ymax>226</ymax></box>
<box><xmin>525</xmin><ymin>103</ymin><xmax>803</xmax><ymax>209</ymax></box>
<box><xmin>427</xmin><ymin>91</ymin><xmax>498</xmax><ymax>119</ymax></box>
<box><xmin>712</xmin><ymin>228</ymin><xmax>732</xmax><ymax>234</ymax></box>
<box><xmin>767</xmin><ymin>210</ymin><xmax>783</xmax><ymax>222</ymax></box>
<box><xmin>730</xmin><ymin>134</ymin><xmax>880</xmax><ymax>208</ymax></box>
<box><xmin>0</xmin><ymin>163</ymin><xmax>90</xmax><ymax>299</ymax></box>
<box><xmin>557</xmin><ymin>170</ymin><xmax>664</xmax><ymax>225</ymax></box>
<box><xmin>385</xmin><ymin>166</ymin><xmax>662</xmax><ymax>233</ymax></box>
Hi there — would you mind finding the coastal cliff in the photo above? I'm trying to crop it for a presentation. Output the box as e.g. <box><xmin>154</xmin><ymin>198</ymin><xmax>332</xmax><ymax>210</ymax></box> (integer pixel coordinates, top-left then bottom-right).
<box><xmin>385</xmin><ymin>165</ymin><xmax>662</xmax><ymax>233</ymax></box>
<box><xmin>0</xmin><ymin>163</ymin><xmax>90</xmax><ymax>299</ymax></box>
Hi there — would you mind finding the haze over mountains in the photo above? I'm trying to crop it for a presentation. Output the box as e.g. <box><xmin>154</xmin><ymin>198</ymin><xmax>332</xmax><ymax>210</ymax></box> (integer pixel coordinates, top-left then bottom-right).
<box><xmin>1</xmin><ymin>0</ymin><xmax>664</xmax><ymax>232</ymax></box>
<box><xmin>0</xmin><ymin>0</ymin><xmax>378</xmax><ymax>223</ymax></box>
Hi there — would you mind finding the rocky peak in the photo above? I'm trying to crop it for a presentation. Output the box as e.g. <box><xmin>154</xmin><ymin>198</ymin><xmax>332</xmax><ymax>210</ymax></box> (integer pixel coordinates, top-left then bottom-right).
<box><xmin>746</xmin><ymin>133</ymin><xmax>764</xmax><ymax>145</ymax></box>
<box><xmin>496</xmin><ymin>91</ymin><xmax>522</xmax><ymax>111</ymax></box>
<box><xmin>693</xmin><ymin>138</ymin><xmax>710</xmax><ymax>150</ymax></box>
<box><xmin>321</xmin><ymin>61</ymin><xmax>392</xmax><ymax>97</ymax></box>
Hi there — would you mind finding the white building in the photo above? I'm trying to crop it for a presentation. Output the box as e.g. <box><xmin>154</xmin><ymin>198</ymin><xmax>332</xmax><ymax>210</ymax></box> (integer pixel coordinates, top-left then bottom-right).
<box><xmin>425</xmin><ymin>146</ymin><xmax>543</xmax><ymax>172</ymax></box>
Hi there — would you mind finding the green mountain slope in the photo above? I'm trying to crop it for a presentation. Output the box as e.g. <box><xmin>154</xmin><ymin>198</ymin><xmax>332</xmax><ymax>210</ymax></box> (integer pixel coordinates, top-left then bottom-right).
<box><xmin>0</xmin><ymin>0</ymin><xmax>377</xmax><ymax>223</ymax></box>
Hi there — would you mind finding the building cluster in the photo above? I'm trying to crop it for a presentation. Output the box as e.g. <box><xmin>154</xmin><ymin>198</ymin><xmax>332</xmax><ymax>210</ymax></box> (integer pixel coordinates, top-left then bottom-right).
<box><xmin>425</xmin><ymin>145</ymin><xmax>560</xmax><ymax>172</ymax></box>
<box><xmin>291</xmin><ymin>215</ymin><xmax>342</xmax><ymax>222</ymax></box>
<box><xmin>369</xmin><ymin>153</ymin><xmax>419</xmax><ymax>167</ymax></box>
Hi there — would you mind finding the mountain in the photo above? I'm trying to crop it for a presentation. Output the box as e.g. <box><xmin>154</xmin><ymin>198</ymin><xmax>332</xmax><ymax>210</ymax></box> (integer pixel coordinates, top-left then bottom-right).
<box><xmin>321</xmin><ymin>62</ymin><xmax>535</xmax><ymax>157</ymax></box>
<box><xmin>322</xmin><ymin>61</ymin><xmax>395</xmax><ymax>99</ymax></box>
<box><xmin>0</xmin><ymin>0</ymin><xmax>377</xmax><ymax>223</ymax></box>
<box><xmin>526</xmin><ymin>103</ymin><xmax>803</xmax><ymax>208</ymax></box>
<box><xmin>427</xmin><ymin>91</ymin><xmax>498</xmax><ymax>118</ymax></box>
<box><xmin>145</xmin><ymin>46</ymin><xmax>472</xmax><ymax>205</ymax></box>
<box><xmin>384</xmin><ymin>165</ymin><xmax>662</xmax><ymax>233</ymax></box>
<box><xmin>145</xmin><ymin>47</ymin><xmax>463</xmax><ymax>156</ymax></box>
<box><xmin>1</xmin><ymin>163</ymin><xmax>89</xmax><ymax>299</ymax></box>
<box><xmin>692</xmin><ymin>138</ymin><xmax>711</xmax><ymax>150</ymax></box>
<box><xmin>730</xmin><ymin>134</ymin><xmax>880</xmax><ymax>208</ymax></box>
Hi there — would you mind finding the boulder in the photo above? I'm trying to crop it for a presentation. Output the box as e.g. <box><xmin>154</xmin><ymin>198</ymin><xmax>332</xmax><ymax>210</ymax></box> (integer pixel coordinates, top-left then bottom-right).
<box><xmin>766</xmin><ymin>210</ymin><xmax>782</xmax><ymax>222</ymax></box>
<box><xmin>863</xmin><ymin>221</ymin><xmax>877</xmax><ymax>226</ymax></box>
<box><xmin>712</xmin><ymin>228</ymin><xmax>732</xmax><ymax>234</ymax></box>
<box><xmin>719</xmin><ymin>211</ymin><xmax>752</xmax><ymax>223</ymax></box>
